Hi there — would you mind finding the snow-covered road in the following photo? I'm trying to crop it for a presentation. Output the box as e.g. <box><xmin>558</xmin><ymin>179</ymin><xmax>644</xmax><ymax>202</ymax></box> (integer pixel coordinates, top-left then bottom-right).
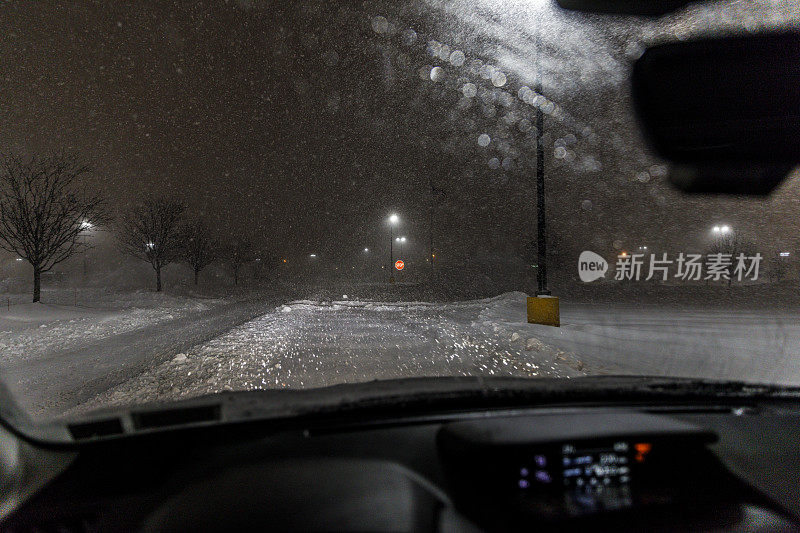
<box><xmin>74</xmin><ymin>294</ymin><xmax>585</xmax><ymax>416</ymax></box>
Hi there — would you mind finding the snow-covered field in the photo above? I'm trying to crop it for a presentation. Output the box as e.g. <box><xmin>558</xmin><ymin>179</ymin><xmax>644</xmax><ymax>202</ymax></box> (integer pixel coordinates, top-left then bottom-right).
<box><xmin>74</xmin><ymin>293</ymin><xmax>586</xmax><ymax>415</ymax></box>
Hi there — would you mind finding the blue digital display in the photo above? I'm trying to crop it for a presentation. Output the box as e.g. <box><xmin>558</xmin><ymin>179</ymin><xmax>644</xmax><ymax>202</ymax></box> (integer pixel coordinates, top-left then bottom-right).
<box><xmin>517</xmin><ymin>440</ymin><xmax>640</xmax><ymax>515</ymax></box>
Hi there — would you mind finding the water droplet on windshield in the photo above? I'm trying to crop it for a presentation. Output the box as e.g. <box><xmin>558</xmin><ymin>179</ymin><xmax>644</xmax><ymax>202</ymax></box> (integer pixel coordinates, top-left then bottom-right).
<box><xmin>371</xmin><ymin>16</ymin><xmax>388</xmax><ymax>34</ymax></box>
<box><xmin>449</xmin><ymin>50</ymin><xmax>465</xmax><ymax>67</ymax></box>
<box><xmin>461</xmin><ymin>82</ymin><xmax>477</xmax><ymax>98</ymax></box>
<box><xmin>401</xmin><ymin>28</ymin><xmax>417</xmax><ymax>46</ymax></box>
<box><xmin>491</xmin><ymin>70</ymin><xmax>507</xmax><ymax>87</ymax></box>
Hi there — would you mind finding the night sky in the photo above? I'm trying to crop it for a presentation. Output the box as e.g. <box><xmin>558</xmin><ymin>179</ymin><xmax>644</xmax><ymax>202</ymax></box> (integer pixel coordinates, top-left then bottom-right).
<box><xmin>2</xmin><ymin>0</ymin><xmax>799</xmax><ymax>274</ymax></box>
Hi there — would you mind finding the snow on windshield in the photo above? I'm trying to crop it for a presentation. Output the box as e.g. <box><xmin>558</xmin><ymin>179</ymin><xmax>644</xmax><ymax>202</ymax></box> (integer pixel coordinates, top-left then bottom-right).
<box><xmin>0</xmin><ymin>0</ymin><xmax>799</xmax><ymax>422</ymax></box>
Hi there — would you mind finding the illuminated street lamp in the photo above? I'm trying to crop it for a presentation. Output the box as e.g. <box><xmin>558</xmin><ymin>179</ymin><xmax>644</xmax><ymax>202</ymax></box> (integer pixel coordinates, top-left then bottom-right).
<box><xmin>396</xmin><ymin>236</ymin><xmax>407</xmax><ymax>257</ymax></box>
<box><xmin>388</xmin><ymin>213</ymin><xmax>400</xmax><ymax>281</ymax></box>
<box><xmin>79</xmin><ymin>220</ymin><xmax>94</xmax><ymax>277</ymax></box>
<box><xmin>712</xmin><ymin>225</ymin><xmax>731</xmax><ymax>235</ymax></box>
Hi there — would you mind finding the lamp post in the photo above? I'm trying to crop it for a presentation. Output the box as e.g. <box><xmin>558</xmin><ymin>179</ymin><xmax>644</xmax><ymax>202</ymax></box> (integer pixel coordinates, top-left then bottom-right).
<box><xmin>534</xmin><ymin>22</ymin><xmax>549</xmax><ymax>296</ymax></box>
<box><xmin>80</xmin><ymin>220</ymin><xmax>93</xmax><ymax>279</ymax></box>
<box><xmin>388</xmin><ymin>214</ymin><xmax>399</xmax><ymax>282</ymax></box>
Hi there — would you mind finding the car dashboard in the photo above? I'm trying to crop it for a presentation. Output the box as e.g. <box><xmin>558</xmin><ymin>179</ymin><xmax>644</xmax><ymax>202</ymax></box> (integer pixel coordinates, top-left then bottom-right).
<box><xmin>3</xmin><ymin>400</ymin><xmax>800</xmax><ymax>532</ymax></box>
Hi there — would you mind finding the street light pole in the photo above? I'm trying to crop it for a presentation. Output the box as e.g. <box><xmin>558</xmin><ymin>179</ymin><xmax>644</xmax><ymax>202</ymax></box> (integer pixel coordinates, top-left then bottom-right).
<box><xmin>535</xmin><ymin>21</ymin><xmax>549</xmax><ymax>296</ymax></box>
<box><xmin>388</xmin><ymin>214</ymin><xmax>399</xmax><ymax>282</ymax></box>
<box><xmin>80</xmin><ymin>220</ymin><xmax>93</xmax><ymax>282</ymax></box>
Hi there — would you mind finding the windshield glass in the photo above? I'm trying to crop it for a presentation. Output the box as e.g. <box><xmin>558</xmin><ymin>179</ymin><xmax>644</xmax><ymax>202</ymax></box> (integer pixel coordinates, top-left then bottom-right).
<box><xmin>1</xmin><ymin>0</ymin><xmax>799</xmax><ymax>424</ymax></box>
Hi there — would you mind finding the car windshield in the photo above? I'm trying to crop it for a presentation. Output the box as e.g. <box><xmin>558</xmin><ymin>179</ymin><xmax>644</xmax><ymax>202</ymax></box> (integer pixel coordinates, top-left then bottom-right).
<box><xmin>1</xmin><ymin>0</ymin><xmax>799</xmax><ymax>424</ymax></box>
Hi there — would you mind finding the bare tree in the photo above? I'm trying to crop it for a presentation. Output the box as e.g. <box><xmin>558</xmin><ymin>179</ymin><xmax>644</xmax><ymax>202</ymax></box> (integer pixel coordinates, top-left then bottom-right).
<box><xmin>0</xmin><ymin>154</ymin><xmax>107</xmax><ymax>302</ymax></box>
<box><xmin>181</xmin><ymin>219</ymin><xmax>218</xmax><ymax>285</ymax></box>
<box><xmin>119</xmin><ymin>198</ymin><xmax>185</xmax><ymax>292</ymax></box>
<box><xmin>225</xmin><ymin>239</ymin><xmax>255</xmax><ymax>285</ymax></box>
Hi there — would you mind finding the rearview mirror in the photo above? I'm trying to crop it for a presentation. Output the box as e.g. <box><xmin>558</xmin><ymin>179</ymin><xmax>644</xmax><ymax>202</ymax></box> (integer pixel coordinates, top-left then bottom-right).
<box><xmin>632</xmin><ymin>32</ymin><xmax>800</xmax><ymax>194</ymax></box>
<box><xmin>557</xmin><ymin>0</ymin><xmax>697</xmax><ymax>16</ymax></box>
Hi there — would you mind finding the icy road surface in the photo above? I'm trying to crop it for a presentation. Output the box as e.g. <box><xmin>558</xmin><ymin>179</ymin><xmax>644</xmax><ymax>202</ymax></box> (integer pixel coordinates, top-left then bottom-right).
<box><xmin>75</xmin><ymin>294</ymin><xmax>585</xmax><ymax>415</ymax></box>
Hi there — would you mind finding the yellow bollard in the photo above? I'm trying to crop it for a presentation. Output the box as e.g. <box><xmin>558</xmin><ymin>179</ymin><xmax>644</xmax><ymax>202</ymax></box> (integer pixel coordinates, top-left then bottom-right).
<box><xmin>527</xmin><ymin>296</ymin><xmax>560</xmax><ymax>327</ymax></box>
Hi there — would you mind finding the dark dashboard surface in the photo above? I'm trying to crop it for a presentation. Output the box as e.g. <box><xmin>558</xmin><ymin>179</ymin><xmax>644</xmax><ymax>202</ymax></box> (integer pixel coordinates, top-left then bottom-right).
<box><xmin>4</xmin><ymin>401</ymin><xmax>800</xmax><ymax>532</ymax></box>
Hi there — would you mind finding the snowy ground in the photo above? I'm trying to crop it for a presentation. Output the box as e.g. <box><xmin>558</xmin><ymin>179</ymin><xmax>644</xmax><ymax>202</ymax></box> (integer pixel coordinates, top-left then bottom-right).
<box><xmin>74</xmin><ymin>293</ymin><xmax>585</xmax><ymax>416</ymax></box>
<box><xmin>521</xmin><ymin>302</ymin><xmax>800</xmax><ymax>385</ymax></box>
<box><xmin>3</xmin><ymin>286</ymin><xmax>799</xmax><ymax>422</ymax></box>
<box><xmin>0</xmin><ymin>291</ymin><xmax>221</xmax><ymax>366</ymax></box>
<box><xmin>0</xmin><ymin>290</ymin><xmax>282</xmax><ymax>420</ymax></box>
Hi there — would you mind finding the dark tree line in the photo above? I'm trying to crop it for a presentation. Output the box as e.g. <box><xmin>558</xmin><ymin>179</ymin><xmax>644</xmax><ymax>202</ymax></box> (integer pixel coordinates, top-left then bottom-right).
<box><xmin>119</xmin><ymin>198</ymin><xmax>275</xmax><ymax>291</ymax></box>
<box><xmin>0</xmin><ymin>153</ymin><xmax>275</xmax><ymax>300</ymax></box>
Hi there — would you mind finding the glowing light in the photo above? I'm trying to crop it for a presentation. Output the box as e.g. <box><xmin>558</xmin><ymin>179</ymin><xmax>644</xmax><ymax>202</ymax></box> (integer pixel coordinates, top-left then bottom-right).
<box><xmin>388</xmin><ymin>214</ymin><xmax>399</xmax><ymax>225</ymax></box>
<box><xmin>779</xmin><ymin>252</ymin><xmax>790</xmax><ymax>257</ymax></box>
<box><xmin>364</xmin><ymin>248</ymin><xmax>369</xmax><ymax>252</ymax></box>
<box><xmin>634</xmin><ymin>442</ymin><xmax>652</xmax><ymax>463</ymax></box>
<box><xmin>309</xmin><ymin>254</ymin><xmax>317</xmax><ymax>258</ymax></box>
<box><xmin>80</xmin><ymin>220</ymin><xmax>93</xmax><ymax>230</ymax></box>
